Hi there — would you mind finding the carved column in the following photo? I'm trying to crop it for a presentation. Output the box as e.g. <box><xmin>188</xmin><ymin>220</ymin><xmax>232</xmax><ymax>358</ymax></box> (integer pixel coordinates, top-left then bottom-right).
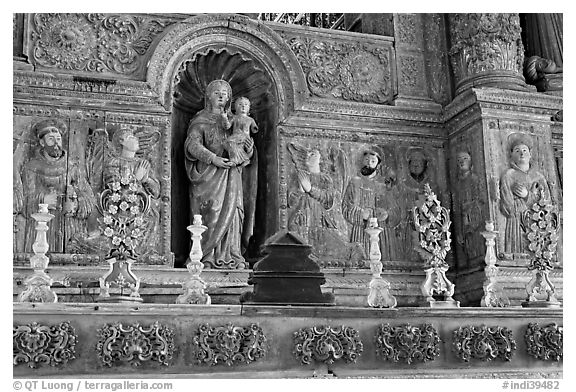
<box><xmin>448</xmin><ymin>13</ymin><xmax>528</xmax><ymax>95</ymax></box>
<box><xmin>393</xmin><ymin>13</ymin><xmax>441</xmax><ymax>108</ymax></box>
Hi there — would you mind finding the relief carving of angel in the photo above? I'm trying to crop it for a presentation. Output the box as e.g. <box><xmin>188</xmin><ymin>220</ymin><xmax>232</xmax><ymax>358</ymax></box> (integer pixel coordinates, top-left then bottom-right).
<box><xmin>287</xmin><ymin>142</ymin><xmax>360</xmax><ymax>267</ymax></box>
<box><xmin>68</xmin><ymin>126</ymin><xmax>162</xmax><ymax>260</ymax></box>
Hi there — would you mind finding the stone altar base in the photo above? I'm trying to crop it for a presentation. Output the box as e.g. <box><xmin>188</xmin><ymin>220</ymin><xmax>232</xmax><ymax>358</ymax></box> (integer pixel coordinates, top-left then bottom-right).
<box><xmin>13</xmin><ymin>265</ymin><xmax>563</xmax><ymax>307</ymax></box>
<box><xmin>13</xmin><ymin>303</ymin><xmax>562</xmax><ymax>378</ymax></box>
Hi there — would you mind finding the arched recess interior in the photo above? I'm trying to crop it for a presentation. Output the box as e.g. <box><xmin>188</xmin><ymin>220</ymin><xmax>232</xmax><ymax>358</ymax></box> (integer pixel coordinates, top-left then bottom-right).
<box><xmin>146</xmin><ymin>14</ymin><xmax>307</xmax><ymax>267</ymax></box>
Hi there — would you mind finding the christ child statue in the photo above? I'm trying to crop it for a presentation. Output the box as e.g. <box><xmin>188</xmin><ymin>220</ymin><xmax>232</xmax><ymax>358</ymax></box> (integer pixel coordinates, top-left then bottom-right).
<box><xmin>223</xmin><ymin>97</ymin><xmax>258</xmax><ymax>166</ymax></box>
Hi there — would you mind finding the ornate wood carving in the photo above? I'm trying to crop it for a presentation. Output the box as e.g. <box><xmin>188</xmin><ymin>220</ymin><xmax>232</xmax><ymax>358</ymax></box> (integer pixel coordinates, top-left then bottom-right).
<box><xmin>448</xmin><ymin>14</ymin><xmax>525</xmax><ymax>93</ymax></box>
<box><xmin>192</xmin><ymin>323</ymin><xmax>268</xmax><ymax>366</ymax></box>
<box><xmin>30</xmin><ymin>13</ymin><xmax>175</xmax><ymax>78</ymax></box>
<box><xmin>293</xmin><ymin>325</ymin><xmax>363</xmax><ymax>365</ymax></box>
<box><xmin>96</xmin><ymin>322</ymin><xmax>175</xmax><ymax>367</ymax></box>
<box><xmin>452</xmin><ymin>325</ymin><xmax>516</xmax><ymax>362</ymax></box>
<box><xmin>285</xmin><ymin>36</ymin><xmax>394</xmax><ymax>104</ymax></box>
<box><xmin>375</xmin><ymin>323</ymin><xmax>440</xmax><ymax>364</ymax></box>
<box><xmin>524</xmin><ymin>323</ymin><xmax>562</xmax><ymax>361</ymax></box>
<box><xmin>13</xmin><ymin>322</ymin><xmax>77</xmax><ymax>368</ymax></box>
<box><xmin>422</xmin><ymin>14</ymin><xmax>451</xmax><ymax>105</ymax></box>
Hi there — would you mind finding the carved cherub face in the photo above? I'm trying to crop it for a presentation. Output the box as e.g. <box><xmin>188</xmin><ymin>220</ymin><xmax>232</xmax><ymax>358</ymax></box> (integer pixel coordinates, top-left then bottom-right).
<box><xmin>306</xmin><ymin>149</ymin><xmax>321</xmax><ymax>173</ymax></box>
<box><xmin>511</xmin><ymin>144</ymin><xmax>531</xmax><ymax>166</ymax></box>
<box><xmin>235</xmin><ymin>97</ymin><xmax>250</xmax><ymax>115</ymax></box>
<box><xmin>39</xmin><ymin>127</ymin><xmax>63</xmax><ymax>158</ymax></box>
<box><xmin>456</xmin><ymin>152</ymin><xmax>471</xmax><ymax>173</ymax></box>
<box><xmin>119</xmin><ymin>131</ymin><xmax>139</xmax><ymax>153</ymax></box>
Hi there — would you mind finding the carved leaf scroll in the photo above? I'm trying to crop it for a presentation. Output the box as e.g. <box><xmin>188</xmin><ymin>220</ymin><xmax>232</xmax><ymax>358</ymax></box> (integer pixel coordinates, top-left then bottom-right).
<box><xmin>31</xmin><ymin>13</ymin><xmax>174</xmax><ymax>77</ymax></box>
<box><xmin>192</xmin><ymin>323</ymin><xmax>268</xmax><ymax>366</ymax></box>
<box><xmin>452</xmin><ymin>325</ymin><xmax>516</xmax><ymax>362</ymax></box>
<box><xmin>293</xmin><ymin>325</ymin><xmax>363</xmax><ymax>365</ymax></box>
<box><xmin>375</xmin><ymin>323</ymin><xmax>440</xmax><ymax>364</ymax></box>
<box><xmin>96</xmin><ymin>322</ymin><xmax>175</xmax><ymax>367</ymax></box>
<box><xmin>13</xmin><ymin>322</ymin><xmax>77</xmax><ymax>368</ymax></box>
<box><xmin>525</xmin><ymin>323</ymin><xmax>563</xmax><ymax>361</ymax></box>
<box><xmin>287</xmin><ymin>37</ymin><xmax>393</xmax><ymax>104</ymax></box>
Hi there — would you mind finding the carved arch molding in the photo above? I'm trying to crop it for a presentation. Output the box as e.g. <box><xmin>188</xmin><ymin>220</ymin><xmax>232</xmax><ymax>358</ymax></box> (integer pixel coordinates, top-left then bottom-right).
<box><xmin>145</xmin><ymin>14</ymin><xmax>308</xmax><ymax>265</ymax></box>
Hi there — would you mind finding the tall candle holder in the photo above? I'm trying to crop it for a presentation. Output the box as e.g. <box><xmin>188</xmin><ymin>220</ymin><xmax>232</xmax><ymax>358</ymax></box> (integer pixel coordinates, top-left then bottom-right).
<box><xmin>177</xmin><ymin>214</ymin><xmax>211</xmax><ymax>305</ymax></box>
<box><xmin>480</xmin><ymin>221</ymin><xmax>509</xmax><ymax>307</ymax></box>
<box><xmin>18</xmin><ymin>204</ymin><xmax>58</xmax><ymax>303</ymax></box>
<box><xmin>365</xmin><ymin>218</ymin><xmax>396</xmax><ymax>308</ymax></box>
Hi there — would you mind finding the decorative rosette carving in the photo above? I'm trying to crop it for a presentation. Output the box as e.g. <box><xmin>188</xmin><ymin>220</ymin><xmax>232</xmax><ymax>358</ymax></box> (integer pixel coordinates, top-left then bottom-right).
<box><xmin>13</xmin><ymin>322</ymin><xmax>77</xmax><ymax>368</ymax></box>
<box><xmin>31</xmin><ymin>13</ymin><xmax>173</xmax><ymax>76</ymax></box>
<box><xmin>452</xmin><ymin>325</ymin><xmax>516</xmax><ymax>362</ymax></box>
<box><xmin>375</xmin><ymin>323</ymin><xmax>440</xmax><ymax>364</ymax></box>
<box><xmin>293</xmin><ymin>325</ymin><xmax>363</xmax><ymax>365</ymax></box>
<box><xmin>287</xmin><ymin>37</ymin><xmax>393</xmax><ymax>104</ymax></box>
<box><xmin>525</xmin><ymin>323</ymin><xmax>563</xmax><ymax>361</ymax></box>
<box><xmin>192</xmin><ymin>323</ymin><xmax>268</xmax><ymax>366</ymax></box>
<box><xmin>96</xmin><ymin>322</ymin><xmax>175</xmax><ymax>367</ymax></box>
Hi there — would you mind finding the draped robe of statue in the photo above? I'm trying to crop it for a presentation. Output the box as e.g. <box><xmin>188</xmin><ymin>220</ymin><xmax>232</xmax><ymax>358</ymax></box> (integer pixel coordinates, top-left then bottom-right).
<box><xmin>185</xmin><ymin>109</ymin><xmax>256</xmax><ymax>269</ymax></box>
<box><xmin>500</xmin><ymin>162</ymin><xmax>551</xmax><ymax>254</ymax></box>
<box><xmin>20</xmin><ymin>149</ymin><xmax>93</xmax><ymax>253</ymax></box>
<box><xmin>288</xmin><ymin>171</ymin><xmax>340</xmax><ymax>248</ymax></box>
<box><xmin>342</xmin><ymin>176</ymin><xmax>401</xmax><ymax>261</ymax></box>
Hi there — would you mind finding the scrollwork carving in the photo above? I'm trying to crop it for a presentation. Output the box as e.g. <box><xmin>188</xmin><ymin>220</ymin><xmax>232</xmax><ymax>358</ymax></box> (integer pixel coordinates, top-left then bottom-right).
<box><xmin>293</xmin><ymin>325</ymin><xmax>363</xmax><ymax>365</ymax></box>
<box><xmin>31</xmin><ymin>13</ymin><xmax>174</xmax><ymax>77</ymax></box>
<box><xmin>452</xmin><ymin>325</ymin><xmax>516</xmax><ymax>362</ymax></box>
<box><xmin>13</xmin><ymin>322</ymin><xmax>77</xmax><ymax>368</ymax></box>
<box><xmin>96</xmin><ymin>322</ymin><xmax>175</xmax><ymax>367</ymax></box>
<box><xmin>525</xmin><ymin>323</ymin><xmax>562</xmax><ymax>361</ymax></box>
<box><xmin>192</xmin><ymin>323</ymin><xmax>267</xmax><ymax>366</ymax></box>
<box><xmin>375</xmin><ymin>323</ymin><xmax>440</xmax><ymax>364</ymax></box>
<box><xmin>287</xmin><ymin>37</ymin><xmax>393</xmax><ymax>104</ymax></box>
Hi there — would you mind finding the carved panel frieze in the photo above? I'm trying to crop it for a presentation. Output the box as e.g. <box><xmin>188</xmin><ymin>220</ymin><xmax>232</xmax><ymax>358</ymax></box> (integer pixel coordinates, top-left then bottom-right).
<box><xmin>13</xmin><ymin>322</ymin><xmax>77</xmax><ymax>368</ymax></box>
<box><xmin>375</xmin><ymin>323</ymin><xmax>440</xmax><ymax>364</ymax></box>
<box><xmin>293</xmin><ymin>325</ymin><xmax>363</xmax><ymax>365</ymax></box>
<box><xmin>279</xmin><ymin>128</ymin><xmax>448</xmax><ymax>267</ymax></box>
<box><xmin>96</xmin><ymin>322</ymin><xmax>175</xmax><ymax>367</ymax></box>
<box><xmin>524</xmin><ymin>323</ymin><xmax>562</xmax><ymax>361</ymax></box>
<box><xmin>285</xmin><ymin>36</ymin><xmax>394</xmax><ymax>104</ymax></box>
<box><xmin>30</xmin><ymin>13</ymin><xmax>175</xmax><ymax>78</ymax></box>
<box><xmin>452</xmin><ymin>325</ymin><xmax>516</xmax><ymax>362</ymax></box>
<box><xmin>423</xmin><ymin>14</ymin><xmax>451</xmax><ymax>105</ymax></box>
<box><xmin>191</xmin><ymin>323</ymin><xmax>267</xmax><ymax>366</ymax></box>
<box><xmin>398</xmin><ymin>55</ymin><xmax>425</xmax><ymax>94</ymax></box>
<box><xmin>448</xmin><ymin>13</ymin><xmax>524</xmax><ymax>82</ymax></box>
<box><xmin>395</xmin><ymin>14</ymin><xmax>422</xmax><ymax>47</ymax></box>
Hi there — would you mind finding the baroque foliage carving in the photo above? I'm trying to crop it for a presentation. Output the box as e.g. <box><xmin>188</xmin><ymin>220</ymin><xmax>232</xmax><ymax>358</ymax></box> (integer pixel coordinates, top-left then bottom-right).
<box><xmin>293</xmin><ymin>325</ymin><xmax>363</xmax><ymax>365</ymax></box>
<box><xmin>452</xmin><ymin>325</ymin><xmax>516</xmax><ymax>362</ymax></box>
<box><xmin>375</xmin><ymin>323</ymin><xmax>440</xmax><ymax>364</ymax></box>
<box><xmin>524</xmin><ymin>323</ymin><xmax>563</xmax><ymax>361</ymax></box>
<box><xmin>192</xmin><ymin>323</ymin><xmax>267</xmax><ymax>366</ymax></box>
<box><xmin>13</xmin><ymin>322</ymin><xmax>77</xmax><ymax>368</ymax></box>
<box><xmin>286</xmin><ymin>37</ymin><xmax>393</xmax><ymax>104</ymax></box>
<box><xmin>448</xmin><ymin>14</ymin><xmax>524</xmax><ymax>81</ymax></box>
<box><xmin>31</xmin><ymin>13</ymin><xmax>174</xmax><ymax>76</ymax></box>
<box><xmin>96</xmin><ymin>322</ymin><xmax>175</xmax><ymax>367</ymax></box>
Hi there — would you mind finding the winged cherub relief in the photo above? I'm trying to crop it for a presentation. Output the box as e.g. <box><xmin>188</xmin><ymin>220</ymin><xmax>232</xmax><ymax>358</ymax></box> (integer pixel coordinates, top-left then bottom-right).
<box><xmin>287</xmin><ymin>142</ymin><xmax>362</xmax><ymax>267</ymax></box>
<box><xmin>68</xmin><ymin>126</ymin><xmax>162</xmax><ymax>261</ymax></box>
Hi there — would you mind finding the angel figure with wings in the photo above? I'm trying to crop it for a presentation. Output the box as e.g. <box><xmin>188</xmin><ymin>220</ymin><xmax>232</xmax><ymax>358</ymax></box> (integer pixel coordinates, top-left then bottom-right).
<box><xmin>68</xmin><ymin>127</ymin><xmax>161</xmax><ymax>259</ymax></box>
<box><xmin>287</xmin><ymin>142</ymin><xmax>352</xmax><ymax>264</ymax></box>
